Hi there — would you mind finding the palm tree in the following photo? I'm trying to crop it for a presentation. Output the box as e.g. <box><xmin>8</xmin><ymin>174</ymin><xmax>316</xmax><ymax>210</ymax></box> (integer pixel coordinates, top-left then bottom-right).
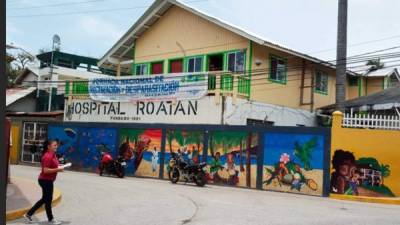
<box><xmin>167</xmin><ymin>130</ymin><xmax>177</xmax><ymax>152</ymax></box>
<box><xmin>366</xmin><ymin>58</ymin><xmax>385</xmax><ymax>72</ymax></box>
<box><xmin>379</xmin><ymin>164</ymin><xmax>391</xmax><ymax>185</ymax></box>
<box><xmin>294</xmin><ymin>137</ymin><xmax>317</xmax><ymax>171</ymax></box>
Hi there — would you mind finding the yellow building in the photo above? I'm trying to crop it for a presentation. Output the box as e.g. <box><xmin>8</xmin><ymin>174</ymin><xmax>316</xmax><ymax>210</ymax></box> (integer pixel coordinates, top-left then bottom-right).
<box><xmin>67</xmin><ymin>0</ymin><xmax>371</xmax><ymax>126</ymax></box>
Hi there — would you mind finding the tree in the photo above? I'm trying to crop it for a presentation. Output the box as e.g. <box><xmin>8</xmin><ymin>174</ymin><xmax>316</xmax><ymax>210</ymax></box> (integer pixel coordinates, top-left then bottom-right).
<box><xmin>15</xmin><ymin>52</ymin><xmax>34</xmax><ymax>70</ymax></box>
<box><xmin>366</xmin><ymin>59</ymin><xmax>385</xmax><ymax>72</ymax></box>
<box><xmin>294</xmin><ymin>137</ymin><xmax>318</xmax><ymax>171</ymax></box>
<box><xmin>6</xmin><ymin>53</ymin><xmax>19</xmax><ymax>87</ymax></box>
<box><xmin>379</xmin><ymin>164</ymin><xmax>391</xmax><ymax>185</ymax></box>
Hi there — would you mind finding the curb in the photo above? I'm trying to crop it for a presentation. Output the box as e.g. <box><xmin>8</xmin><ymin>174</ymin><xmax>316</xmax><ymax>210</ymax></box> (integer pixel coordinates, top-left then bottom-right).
<box><xmin>6</xmin><ymin>179</ymin><xmax>62</xmax><ymax>222</ymax></box>
<box><xmin>330</xmin><ymin>194</ymin><xmax>400</xmax><ymax>205</ymax></box>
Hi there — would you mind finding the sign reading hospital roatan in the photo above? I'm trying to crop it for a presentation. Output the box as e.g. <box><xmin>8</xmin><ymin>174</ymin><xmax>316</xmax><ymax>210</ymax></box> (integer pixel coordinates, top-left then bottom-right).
<box><xmin>63</xmin><ymin>97</ymin><xmax>222</xmax><ymax>124</ymax></box>
<box><xmin>88</xmin><ymin>73</ymin><xmax>208</xmax><ymax>102</ymax></box>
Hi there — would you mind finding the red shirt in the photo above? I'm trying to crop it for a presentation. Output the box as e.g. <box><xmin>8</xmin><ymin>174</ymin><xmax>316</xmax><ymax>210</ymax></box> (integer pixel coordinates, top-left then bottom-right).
<box><xmin>39</xmin><ymin>151</ymin><xmax>59</xmax><ymax>181</ymax></box>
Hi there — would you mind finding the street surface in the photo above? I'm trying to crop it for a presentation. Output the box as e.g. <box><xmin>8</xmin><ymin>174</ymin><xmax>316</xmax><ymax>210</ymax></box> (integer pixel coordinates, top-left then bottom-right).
<box><xmin>8</xmin><ymin>165</ymin><xmax>400</xmax><ymax>225</ymax></box>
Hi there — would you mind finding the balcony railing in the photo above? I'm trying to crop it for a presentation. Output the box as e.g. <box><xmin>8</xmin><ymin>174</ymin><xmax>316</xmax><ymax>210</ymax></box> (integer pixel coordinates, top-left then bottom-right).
<box><xmin>65</xmin><ymin>72</ymin><xmax>251</xmax><ymax>98</ymax></box>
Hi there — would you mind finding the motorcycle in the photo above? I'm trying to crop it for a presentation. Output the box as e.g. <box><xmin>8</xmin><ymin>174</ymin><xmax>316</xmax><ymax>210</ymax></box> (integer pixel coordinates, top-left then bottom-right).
<box><xmin>98</xmin><ymin>152</ymin><xmax>127</xmax><ymax>178</ymax></box>
<box><xmin>168</xmin><ymin>152</ymin><xmax>207</xmax><ymax>187</ymax></box>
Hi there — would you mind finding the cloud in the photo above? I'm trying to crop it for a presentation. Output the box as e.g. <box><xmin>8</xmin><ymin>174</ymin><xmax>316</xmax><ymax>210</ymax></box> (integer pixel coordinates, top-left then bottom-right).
<box><xmin>76</xmin><ymin>15</ymin><xmax>123</xmax><ymax>43</ymax></box>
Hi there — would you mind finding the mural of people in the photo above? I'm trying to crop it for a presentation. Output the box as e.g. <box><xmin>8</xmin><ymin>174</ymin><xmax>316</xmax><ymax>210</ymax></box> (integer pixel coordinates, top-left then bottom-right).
<box><xmin>119</xmin><ymin>129</ymin><xmax>162</xmax><ymax>177</ymax></box>
<box><xmin>206</xmin><ymin>131</ymin><xmax>258</xmax><ymax>188</ymax></box>
<box><xmin>263</xmin><ymin>134</ymin><xmax>323</xmax><ymax>196</ymax></box>
<box><xmin>165</xmin><ymin>130</ymin><xmax>204</xmax><ymax>178</ymax></box>
<box><xmin>151</xmin><ymin>146</ymin><xmax>159</xmax><ymax>173</ymax></box>
<box><xmin>330</xmin><ymin>149</ymin><xmax>394</xmax><ymax>197</ymax></box>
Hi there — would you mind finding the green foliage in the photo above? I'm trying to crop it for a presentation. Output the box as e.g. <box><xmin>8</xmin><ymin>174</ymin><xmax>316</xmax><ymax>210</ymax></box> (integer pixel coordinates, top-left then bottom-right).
<box><xmin>380</xmin><ymin>164</ymin><xmax>391</xmax><ymax>178</ymax></box>
<box><xmin>366</xmin><ymin>58</ymin><xmax>385</xmax><ymax>72</ymax></box>
<box><xmin>356</xmin><ymin>157</ymin><xmax>381</xmax><ymax>171</ymax></box>
<box><xmin>210</xmin><ymin>131</ymin><xmax>248</xmax><ymax>153</ymax></box>
<box><xmin>120</xmin><ymin>129</ymin><xmax>145</xmax><ymax>143</ymax></box>
<box><xmin>294</xmin><ymin>137</ymin><xmax>317</xmax><ymax>171</ymax></box>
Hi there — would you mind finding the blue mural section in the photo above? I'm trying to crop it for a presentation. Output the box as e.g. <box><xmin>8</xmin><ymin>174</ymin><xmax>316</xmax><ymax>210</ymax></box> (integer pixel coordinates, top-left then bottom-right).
<box><xmin>48</xmin><ymin>126</ymin><xmax>80</xmax><ymax>169</ymax></box>
<box><xmin>262</xmin><ymin>133</ymin><xmax>325</xmax><ymax>196</ymax></box>
<box><xmin>78</xmin><ymin>128</ymin><xmax>118</xmax><ymax>172</ymax></box>
<box><xmin>48</xmin><ymin>125</ymin><xmax>118</xmax><ymax>172</ymax></box>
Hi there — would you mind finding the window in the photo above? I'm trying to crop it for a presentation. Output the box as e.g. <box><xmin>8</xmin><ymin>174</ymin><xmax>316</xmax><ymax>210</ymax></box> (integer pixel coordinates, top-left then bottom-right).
<box><xmin>187</xmin><ymin>56</ymin><xmax>203</xmax><ymax>73</ymax></box>
<box><xmin>151</xmin><ymin>62</ymin><xmax>163</xmax><ymax>74</ymax></box>
<box><xmin>227</xmin><ymin>51</ymin><xmax>245</xmax><ymax>72</ymax></box>
<box><xmin>135</xmin><ymin>64</ymin><xmax>148</xmax><ymax>75</ymax></box>
<box><xmin>389</xmin><ymin>74</ymin><xmax>399</xmax><ymax>87</ymax></box>
<box><xmin>315</xmin><ymin>70</ymin><xmax>328</xmax><ymax>94</ymax></box>
<box><xmin>348</xmin><ymin>76</ymin><xmax>358</xmax><ymax>86</ymax></box>
<box><xmin>169</xmin><ymin>59</ymin><xmax>183</xmax><ymax>73</ymax></box>
<box><xmin>21</xmin><ymin>122</ymin><xmax>48</xmax><ymax>163</ymax></box>
<box><xmin>269</xmin><ymin>56</ymin><xmax>287</xmax><ymax>83</ymax></box>
<box><xmin>246</xmin><ymin>119</ymin><xmax>274</xmax><ymax>126</ymax></box>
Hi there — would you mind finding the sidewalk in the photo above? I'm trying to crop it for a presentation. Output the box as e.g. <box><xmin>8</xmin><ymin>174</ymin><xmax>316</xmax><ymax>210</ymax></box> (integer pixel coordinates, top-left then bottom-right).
<box><xmin>330</xmin><ymin>194</ymin><xmax>400</xmax><ymax>205</ymax></box>
<box><xmin>6</xmin><ymin>177</ymin><xmax>62</xmax><ymax>221</ymax></box>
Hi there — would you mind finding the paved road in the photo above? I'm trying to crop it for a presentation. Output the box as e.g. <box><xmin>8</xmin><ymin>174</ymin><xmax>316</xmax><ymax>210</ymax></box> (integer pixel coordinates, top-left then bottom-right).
<box><xmin>7</xmin><ymin>165</ymin><xmax>400</xmax><ymax>225</ymax></box>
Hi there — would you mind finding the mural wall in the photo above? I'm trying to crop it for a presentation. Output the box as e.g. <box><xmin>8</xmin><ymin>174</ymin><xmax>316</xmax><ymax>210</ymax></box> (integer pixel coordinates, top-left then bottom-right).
<box><xmin>262</xmin><ymin>133</ymin><xmax>324</xmax><ymax>196</ymax></box>
<box><xmin>206</xmin><ymin>131</ymin><xmax>258</xmax><ymax>188</ymax></box>
<box><xmin>48</xmin><ymin>126</ymin><xmax>80</xmax><ymax>170</ymax></box>
<box><xmin>119</xmin><ymin>128</ymin><xmax>162</xmax><ymax>177</ymax></box>
<box><xmin>331</xmin><ymin>112</ymin><xmax>400</xmax><ymax>198</ymax></box>
<box><xmin>164</xmin><ymin>130</ymin><xmax>204</xmax><ymax>178</ymax></box>
<box><xmin>48</xmin><ymin>126</ymin><xmax>118</xmax><ymax>172</ymax></box>
<box><xmin>44</xmin><ymin>123</ymin><xmax>332</xmax><ymax>197</ymax></box>
<box><xmin>78</xmin><ymin>128</ymin><xmax>117</xmax><ymax>172</ymax></box>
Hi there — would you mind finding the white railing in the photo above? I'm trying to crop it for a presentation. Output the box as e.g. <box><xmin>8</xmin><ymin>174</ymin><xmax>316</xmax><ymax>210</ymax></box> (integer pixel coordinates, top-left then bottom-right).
<box><xmin>342</xmin><ymin>113</ymin><xmax>400</xmax><ymax>130</ymax></box>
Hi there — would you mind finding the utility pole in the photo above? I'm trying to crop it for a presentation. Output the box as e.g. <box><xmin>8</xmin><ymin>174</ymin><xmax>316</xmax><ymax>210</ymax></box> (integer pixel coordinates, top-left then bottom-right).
<box><xmin>336</xmin><ymin>0</ymin><xmax>348</xmax><ymax>112</ymax></box>
<box><xmin>48</xmin><ymin>35</ymin><xmax>61</xmax><ymax>111</ymax></box>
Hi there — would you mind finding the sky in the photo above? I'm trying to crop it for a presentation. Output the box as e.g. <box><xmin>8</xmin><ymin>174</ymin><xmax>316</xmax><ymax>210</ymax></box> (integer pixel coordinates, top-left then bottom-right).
<box><xmin>6</xmin><ymin>0</ymin><xmax>400</xmax><ymax>70</ymax></box>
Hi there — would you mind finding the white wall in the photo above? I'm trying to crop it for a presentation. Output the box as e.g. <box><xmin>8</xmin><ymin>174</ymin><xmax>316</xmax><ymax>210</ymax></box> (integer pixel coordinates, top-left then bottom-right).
<box><xmin>224</xmin><ymin>97</ymin><xmax>317</xmax><ymax>126</ymax></box>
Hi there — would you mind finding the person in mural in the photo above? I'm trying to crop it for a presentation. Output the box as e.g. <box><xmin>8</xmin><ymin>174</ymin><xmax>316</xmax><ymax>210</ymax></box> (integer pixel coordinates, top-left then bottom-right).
<box><xmin>25</xmin><ymin>140</ymin><xmax>64</xmax><ymax>225</ymax></box>
<box><xmin>349</xmin><ymin>170</ymin><xmax>361</xmax><ymax>196</ymax></box>
<box><xmin>224</xmin><ymin>152</ymin><xmax>239</xmax><ymax>185</ymax></box>
<box><xmin>208</xmin><ymin>152</ymin><xmax>223</xmax><ymax>181</ymax></box>
<box><xmin>330</xmin><ymin>149</ymin><xmax>357</xmax><ymax>194</ymax></box>
<box><xmin>151</xmin><ymin>146</ymin><xmax>159</xmax><ymax>172</ymax></box>
<box><xmin>264</xmin><ymin>153</ymin><xmax>318</xmax><ymax>192</ymax></box>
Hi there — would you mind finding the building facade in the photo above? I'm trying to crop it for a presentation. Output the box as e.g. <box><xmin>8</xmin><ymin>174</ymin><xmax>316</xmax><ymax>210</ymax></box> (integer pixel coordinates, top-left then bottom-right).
<box><xmin>66</xmin><ymin>0</ymin><xmax>363</xmax><ymax>126</ymax></box>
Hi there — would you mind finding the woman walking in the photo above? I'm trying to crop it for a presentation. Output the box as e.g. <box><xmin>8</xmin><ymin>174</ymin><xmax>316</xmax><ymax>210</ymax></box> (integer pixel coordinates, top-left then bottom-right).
<box><xmin>24</xmin><ymin>139</ymin><xmax>63</xmax><ymax>224</ymax></box>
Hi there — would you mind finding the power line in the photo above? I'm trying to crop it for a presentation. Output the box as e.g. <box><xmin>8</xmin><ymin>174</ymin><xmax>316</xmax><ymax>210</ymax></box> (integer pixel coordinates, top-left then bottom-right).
<box><xmin>7</xmin><ymin>0</ymin><xmax>107</xmax><ymax>10</ymax></box>
<box><xmin>7</xmin><ymin>0</ymin><xmax>209</xmax><ymax>18</ymax></box>
<box><xmin>307</xmin><ymin>35</ymin><xmax>400</xmax><ymax>55</ymax></box>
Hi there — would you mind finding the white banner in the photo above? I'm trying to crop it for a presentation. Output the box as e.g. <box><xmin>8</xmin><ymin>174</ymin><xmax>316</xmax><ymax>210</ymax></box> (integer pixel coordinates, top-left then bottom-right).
<box><xmin>64</xmin><ymin>97</ymin><xmax>222</xmax><ymax>124</ymax></box>
<box><xmin>89</xmin><ymin>73</ymin><xmax>208</xmax><ymax>102</ymax></box>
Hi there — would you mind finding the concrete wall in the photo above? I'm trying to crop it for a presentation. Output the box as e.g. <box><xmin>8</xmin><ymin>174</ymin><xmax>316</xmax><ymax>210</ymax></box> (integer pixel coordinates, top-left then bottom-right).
<box><xmin>224</xmin><ymin>97</ymin><xmax>316</xmax><ymax>126</ymax></box>
<box><xmin>330</xmin><ymin>111</ymin><xmax>400</xmax><ymax>197</ymax></box>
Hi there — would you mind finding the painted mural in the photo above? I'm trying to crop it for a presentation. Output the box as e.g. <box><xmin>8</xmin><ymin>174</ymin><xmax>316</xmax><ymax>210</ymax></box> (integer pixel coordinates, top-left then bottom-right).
<box><xmin>263</xmin><ymin>133</ymin><xmax>324</xmax><ymax>196</ymax></box>
<box><xmin>206</xmin><ymin>131</ymin><xmax>258</xmax><ymax>188</ymax></box>
<box><xmin>164</xmin><ymin>130</ymin><xmax>204</xmax><ymax>178</ymax></box>
<box><xmin>119</xmin><ymin>129</ymin><xmax>162</xmax><ymax>177</ymax></box>
<box><xmin>330</xmin><ymin>149</ymin><xmax>395</xmax><ymax>197</ymax></box>
<box><xmin>78</xmin><ymin>128</ymin><xmax>117</xmax><ymax>172</ymax></box>
<box><xmin>47</xmin><ymin>126</ymin><xmax>80</xmax><ymax>170</ymax></box>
